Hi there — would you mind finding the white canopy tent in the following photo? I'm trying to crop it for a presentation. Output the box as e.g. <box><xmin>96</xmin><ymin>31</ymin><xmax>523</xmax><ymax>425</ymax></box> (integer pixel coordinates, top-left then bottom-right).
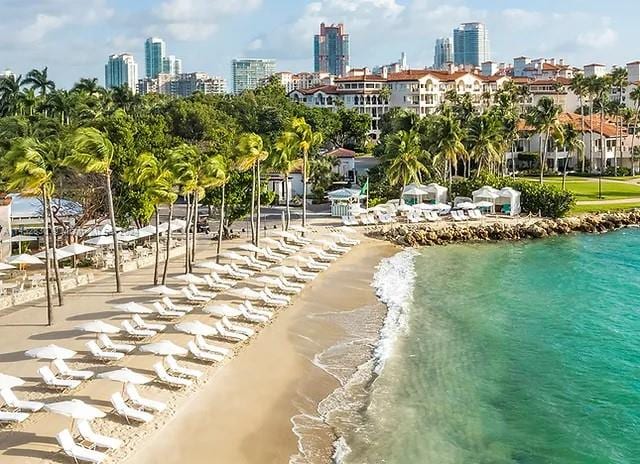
<box><xmin>401</xmin><ymin>183</ymin><xmax>429</xmax><ymax>205</ymax></box>
<box><xmin>496</xmin><ymin>187</ymin><xmax>521</xmax><ymax>216</ymax></box>
<box><xmin>425</xmin><ymin>183</ymin><xmax>448</xmax><ymax>204</ymax></box>
<box><xmin>327</xmin><ymin>188</ymin><xmax>364</xmax><ymax>217</ymax></box>
<box><xmin>472</xmin><ymin>186</ymin><xmax>501</xmax><ymax>213</ymax></box>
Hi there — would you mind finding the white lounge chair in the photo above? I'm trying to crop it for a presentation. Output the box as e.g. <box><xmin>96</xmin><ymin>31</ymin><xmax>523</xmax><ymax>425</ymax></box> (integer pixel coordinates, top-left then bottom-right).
<box><xmin>214</xmin><ymin>321</ymin><xmax>248</xmax><ymax>342</ymax></box>
<box><xmin>0</xmin><ymin>388</ymin><xmax>44</xmax><ymax>412</ymax></box>
<box><xmin>305</xmin><ymin>247</ymin><xmax>337</xmax><ymax>263</ymax></box>
<box><xmin>162</xmin><ymin>297</ymin><xmax>193</xmax><ymax>313</ymax></box>
<box><xmin>278</xmin><ymin>276</ymin><xmax>303</xmax><ymax>291</ymax></box>
<box><xmin>57</xmin><ymin>429</ymin><xmax>106</xmax><ymax>463</ymax></box>
<box><xmin>194</xmin><ymin>335</ymin><xmax>231</xmax><ymax>357</ymax></box>
<box><xmin>52</xmin><ymin>359</ymin><xmax>94</xmax><ymax>380</ymax></box>
<box><xmin>187</xmin><ymin>341</ymin><xmax>225</xmax><ymax>363</ymax></box>
<box><xmin>125</xmin><ymin>384</ymin><xmax>166</xmax><ymax>412</ymax></box>
<box><xmin>263</xmin><ymin>288</ymin><xmax>290</xmax><ymax>305</ymax></box>
<box><xmin>77</xmin><ymin>419</ymin><xmax>122</xmax><ymax>450</ymax></box>
<box><xmin>258</xmin><ymin>247</ymin><xmax>284</xmax><ymax>262</ymax></box>
<box><xmin>98</xmin><ymin>334</ymin><xmax>135</xmax><ymax>353</ymax></box>
<box><xmin>165</xmin><ymin>355</ymin><xmax>202</xmax><ymax>379</ymax></box>
<box><xmin>246</xmin><ymin>254</ymin><xmax>270</xmax><ymax>269</ymax></box>
<box><xmin>299</xmin><ymin>257</ymin><xmax>328</xmax><ymax>272</ymax></box>
<box><xmin>271</xmin><ymin>239</ymin><xmax>298</xmax><ymax>254</ymax></box>
<box><xmin>293</xmin><ymin>266</ymin><xmax>316</xmax><ymax>281</ymax></box>
<box><xmin>238</xmin><ymin>305</ymin><xmax>269</xmax><ymax>323</ymax></box>
<box><xmin>38</xmin><ymin>366</ymin><xmax>81</xmax><ymax>390</ymax></box>
<box><xmin>86</xmin><ymin>341</ymin><xmax>124</xmax><ymax>362</ymax></box>
<box><xmin>152</xmin><ymin>302</ymin><xmax>184</xmax><ymax>319</ymax></box>
<box><xmin>181</xmin><ymin>287</ymin><xmax>210</xmax><ymax>303</ymax></box>
<box><xmin>221</xmin><ymin>317</ymin><xmax>254</xmax><ymax>337</ymax></box>
<box><xmin>121</xmin><ymin>320</ymin><xmax>156</xmax><ymax>338</ymax></box>
<box><xmin>187</xmin><ymin>283</ymin><xmax>216</xmax><ymax>299</ymax></box>
<box><xmin>132</xmin><ymin>315</ymin><xmax>166</xmax><ymax>332</ymax></box>
<box><xmin>242</xmin><ymin>300</ymin><xmax>274</xmax><ymax>319</ymax></box>
<box><xmin>110</xmin><ymin>392</ymin><xmax>153</xmax><ymax>423</ymax></box>
<box><xmin>229</xmin><ymin>262</ymin><xmax>254</xmax><ymax>277</ymax></box>
<box><xmin>204</xmin><ymin>273</ymin><xmax>233</xmax><ymax>290</ymax></box>
<box><xmin>153</xmin><ymin>362</ymin><xmax>192</xmax><ymax>387</ymax></box>
<box><xmin>0</xmin><ymin>410</ymin><xmax>29</xmax><ymax>423</ymax></box>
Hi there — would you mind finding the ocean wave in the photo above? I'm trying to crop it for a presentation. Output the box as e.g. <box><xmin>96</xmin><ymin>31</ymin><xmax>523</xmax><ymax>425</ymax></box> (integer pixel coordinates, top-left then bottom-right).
<box><xmin>371</xmin><ymin>249</ymin><xmax>418</xmax><ymax>375</ymax></box>
<box><xmin>331</xmin><ymin>437</ymin><xmax>352</xmax><ymax>463</ymax></box>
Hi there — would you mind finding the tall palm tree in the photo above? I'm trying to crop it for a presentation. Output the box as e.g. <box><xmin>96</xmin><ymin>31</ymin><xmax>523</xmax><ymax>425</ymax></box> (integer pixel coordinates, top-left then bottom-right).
<box><xmin>467</xmin><ymin>113</ymin><xmax>504</xmax><ymax>177</ymax></box>
<box><xmin>629</xmin><ymin>86</ymin><xmax>640</xmax><ymax>175</ymax></box>
<box><xmin>290</xmin><ymin>117</ymin><xmax>323</xmax><ymax>228</ymax></box>
<box><xmin>72</xmin><ymin>78</ymin><xmax>102</xmax><ymax>96</ymax></box>
<box><xmin>570</xmin><ymin>74</ymin><xmax>588</xmax><ymax>172</ymax></box>
<box><xmin>237</xmin><ymin>133</ymin><xmax>268</xmax><ymax>247</ymax></box>
<box><xmin>24</xmin><ymin>67</ymin><xmax>55</xmax><ymax>98</ymax></box>
<box><xmin>65</xmin><ymin>128</ymin><xmax>122</xmax><ymax>292</ymax></box>
<box><xmin>593</xmin><ymin>76</ymin><xmax>611</xmax><ymax>173</ymax></box>
<box><xmin>47</xmin><ymin>90</ymin><xmax>75</xmax><ymax>125</ymax></box>
<box><xmin>610</xmin><ymin>66</ymin><xmax>629</xmax><ymax>174</ymax></box>
<box><xmin>584</xmin><ymin>75</ymin><xmax>599</xmax><ymax>171</ymax></box>
<box><xmin>0</xmin><ymin>74</ymin><xmax>23</xmax><ymax>116</ymax></box>
<box><xmin>386</xmin><ymin>130</ymin><xmax>430</xmax><ymax>200</ymax></box>
<box><xmin>527</xmin><ymin>97</ymin><xmax>562</xmax><ymax>183</ymax></box>
<box><xmin>558</xmin><ymin>123</ymin><xmax>585</xmax><ymax>190</ymax></box>
<box><xmin>16</xmin><ymin>88</ymin><xmax>37</xmax><ymax>116</ymax></box>
<box><xmin>207</xmin><ymin>154</ymin><xmax>232</xmax><ymax>263</ymax></box>
<box><xmin>435</xmin><ymin>111</ymin><xmax>467</xmax><ymax>184</ymax></box>
<box><xmin>273</xmin><ymin>131</ymin><xmax>301</xmax><ymax>230</ymax></box>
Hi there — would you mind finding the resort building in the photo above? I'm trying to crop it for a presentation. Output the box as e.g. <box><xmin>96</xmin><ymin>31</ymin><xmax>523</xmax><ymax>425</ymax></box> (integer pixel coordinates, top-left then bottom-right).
<box><xmin>105</xmin><ymin>53</ymin><xmax>138</xmax><ymax>93</ymax></box>
<box><xmin>314</xmin><ymin>23</ymin><xmax>350</xmax><ymax>77</ymax></box>
<box><xmin>513</xmin><ymin>57</ymin><xmax>576</xmax><ymax>79</ymax></box>
<box><xmin>231</xmin><ymin>58</ymin><xmax>276</xmax><ymax>94</ymax></box>
<box><xmin>137</xmin><ymin>72</ymin><xmax>226</xmax><ymax>97</ymax></box>
<box><xmin>583</xmin><ymin>63</ymin><xmax>607</xmax><ymax>78</ymax></box>
<box><xmin>453</xmin><ymin>22</ymin><xmax>490</xmax><ymax>67</ymax></box>
<box><xmin>145</xmin><ymin>37</ymin><xmax>166</xmax><ymax>79</ymax></box>
<box><xmin>434</xmin><ymin>38</ymin><xmax>454</xmax><ymax>70</ymax></box>
<box><xmin>262</xmin><ymin>71</ymin><xmax>334</xmax><ymax>94</ymax></box>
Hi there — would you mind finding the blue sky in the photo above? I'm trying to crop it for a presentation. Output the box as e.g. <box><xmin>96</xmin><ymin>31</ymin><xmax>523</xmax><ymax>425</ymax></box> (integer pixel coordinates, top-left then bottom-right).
<box><xmin>0</xmin><ymin>0</ymin><xmax>637</xmax><ymax>87</ymax></box>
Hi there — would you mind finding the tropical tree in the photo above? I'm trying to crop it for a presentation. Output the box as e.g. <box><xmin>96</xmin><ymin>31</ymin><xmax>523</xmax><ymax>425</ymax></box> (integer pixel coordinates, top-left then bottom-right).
<box><xmin>24</xmin><ymin>67</ymin><xmax>55</xmax><ymax>111</ymax></box>
<box><xmin>290</xmin><ymin>117</ymin><xmax>323</xmax><ymax>227</ymax></box>
<box><xmin>593</xmin><ymin>76</ymin><xmax>611</xmax><ymax>173</ymax></box>
<box><xmin>207</xmin><ymin>154</ymin><xmax>232</xmax><ymax>263</ymax></box>
<box><xmin>629</xmin><ymin>86</ymin><xmax>640</xmax><ymax>175</ymax></box>
<box><xmin>0</xmin><ymin>74</ymin><xmax>23</xmax><ymax>116</ymax></box>
<box><xmin>435</xmin><ymin>110</ymin><xmax>467</xmax><ymax>184</ymax></box>
<box><xmin>610</xmin><ymin>66</ymin><xmax>629</xmax><ymax>174</ymax></box>
<box><xmin>569</xmin><ymin>74</ymin><xmax>588</xmax><ymax>172</ymax></box>
<box><xmin>273</xmin><ymin>131</ymin><xmax>301</xmax><ymax>229</ymax></box>
<box><xmin>65</xmin><ymin>128</ymin><xmax>122</xmax><ymax>292</ymax></box>
<box><xmin>236</xmin><ymin>133</ymin><xmax>269</xmax><ymax>247</ymax></box>
<box><xmin>72</xmin><ymin>78</ymin><xmax>102</xmax><ymax>96</ymax></box>
<box><xmin>467</xmin><ymin>113</ymin><xmax>504</xmax><ymax>177</ymax></box>
<box><xmin>558</xmin><ymin>123</ymin><xmax>585</xmax><ymax>190</ymax></box>
<box><xmin>527</xmin><ymin>97</ymin><xmax>562</xmax><ymax>183</ymax></box>
<box><xmin>385</xmin><ymin>129</ymin><xmax>431</xmax><ymax>199</ymax></box>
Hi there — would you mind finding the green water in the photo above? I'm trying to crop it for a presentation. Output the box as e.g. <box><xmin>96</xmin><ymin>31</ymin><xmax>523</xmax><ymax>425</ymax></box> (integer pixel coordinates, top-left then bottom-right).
<box><xmin>345</xmin><ymin>230</ymin><xmax>640</xmax><ymax>464</ymax></box>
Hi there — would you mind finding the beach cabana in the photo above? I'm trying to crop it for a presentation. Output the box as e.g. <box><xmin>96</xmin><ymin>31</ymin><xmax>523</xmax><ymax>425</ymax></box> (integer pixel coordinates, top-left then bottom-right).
<box><xmin>472</xmin><ymin>186</ymin><xmax>500</xmax><ymax>213</ymax></box>
<box><xmin>496</xmin><ymin>187</ymin><xmax>521</xmax><ymax>216</ymax></box>
<box><xmin>425</xmin><ymin>183</ymin><xmax>448</xmax><ymax>204</ymax></box>
<box><xmin>327</xmin><ymin>188</ymin><xmax>364</xmax><ymax>217</ymax></box>
<box><xmin>401</xmin><ymin>183</ymin><xmax>430</xmax><ymax>205</ymax></box>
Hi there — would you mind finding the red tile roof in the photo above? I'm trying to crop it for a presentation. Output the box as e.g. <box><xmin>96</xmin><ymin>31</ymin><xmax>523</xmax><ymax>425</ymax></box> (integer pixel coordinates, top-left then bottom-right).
<box><xmin>293</xmin><ymin>85</ymin><xmax>338</xmax><ymax>95</ymax></box>
<box><xmin>335</xmin><ymin>74</ymin><xmax>386</xmax><ymax>83</ymax></box>
<box><xmin>326</xmin><ymin>147</ymin><xmax>357</xmax><ymax>158</ymax></box>
<box><xmin>517</xmin><ymin>112</ymin><xmax>623</xmax><ymax>138</ymax></box>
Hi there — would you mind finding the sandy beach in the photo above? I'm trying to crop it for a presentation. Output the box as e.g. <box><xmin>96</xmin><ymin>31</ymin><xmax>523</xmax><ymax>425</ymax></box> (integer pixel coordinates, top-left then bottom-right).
<box><xmin>0</xmin><ymin>225</ymin><xmax>395</xmax><ymax>464</ymax></box>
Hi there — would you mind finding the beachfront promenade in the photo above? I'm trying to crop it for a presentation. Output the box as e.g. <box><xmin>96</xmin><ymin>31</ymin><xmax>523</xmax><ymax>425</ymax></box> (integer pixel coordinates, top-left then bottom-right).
<box><xmin>0</xmin><ymin>221</ymin><xmax>392</xmax><ymax>463</ymax></box>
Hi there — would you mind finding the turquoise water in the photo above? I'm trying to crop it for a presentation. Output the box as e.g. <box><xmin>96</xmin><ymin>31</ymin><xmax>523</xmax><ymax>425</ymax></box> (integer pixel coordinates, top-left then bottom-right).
<box><xmin>341</xmin><ymin>230</ymin><xmax>640</xmax><ymax>464</ymax></box>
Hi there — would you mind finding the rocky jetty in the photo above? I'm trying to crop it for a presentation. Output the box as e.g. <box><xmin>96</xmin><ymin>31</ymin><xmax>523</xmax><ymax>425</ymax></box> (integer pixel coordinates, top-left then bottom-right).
<box><xmin>372</xmin><ymin>211</ymin><xmax>640</xmax><ymax>247</ymax></box>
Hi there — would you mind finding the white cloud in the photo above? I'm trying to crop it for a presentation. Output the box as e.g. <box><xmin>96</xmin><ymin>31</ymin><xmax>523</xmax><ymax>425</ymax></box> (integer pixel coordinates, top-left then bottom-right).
<box><xmin>18</xmin><ymin>13</ymin><xmax>69</xmax><ymax>43</ymax></box>
<box><xmin>576</xmin><ymin>27</ymin><xmax>617</xmax><ymax>49</ymax></box>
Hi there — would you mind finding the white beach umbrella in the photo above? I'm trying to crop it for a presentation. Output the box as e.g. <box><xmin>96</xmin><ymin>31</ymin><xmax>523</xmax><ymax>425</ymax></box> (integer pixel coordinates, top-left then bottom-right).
<box><xmin>174</xmin><ymin>320</ymin><xmax>217</xmax><ymax>336</ymax></box>
<box><xmin>145</xmin><ymin>285</ymin><xmax>180</xmax><ymax>296</ymax></box>
<box><xmin>139</xmin><ymin>225</ymin><xmax>159</xmax><ymax>235</ymax></box>
<box><xmin>197</xmin><ymin>261</ymin><xmax>227</xmax><ymax>272</ymax></box>
<box><xmin>59</xmin><ymin>243</ymin><xmax>96</xmax><ymax>256</ymax></box>
<box><xmin>46</xmin><ymin>399</ymin><xmax>105</xmax><ymax>421</ymax></box>
<box><xmin>75</xmin><ymin>320</ymin><xmax>120</xmax><ymax>335</ymax></box>
<box><xmin>35</xmin><ymin>249</ymin><xmax>73</xmax><ymax>261</ymax></box>
<box><xmin>139</xmin><ymin>340</ymin><xmax>188</xmax><ymax>356</ymax></box>
<box><xmin>203</xmin><ymin>304</ymin><xmax>243</xmax><ymax>317</ymax></box>
<box><xmin>0</xmin><ymin>373</ymin><xmax>25</xmax><ymax>389</ymax></box>
<box><xmin>221</xmin><ymin>251</ymin><xmax>245</xmax><ymax>261</ymax></box>
<box><xmin>228</xmin><ymin>287</ymin><xmax>262</xmax><ymax>300</ymax></box>
<box><xmin>174</xmin><ymin>273</ymin><xmax>206</xmax><ymax>285</ymax></box>
<box><xmin>0</xmin><ymin>262</ymin><xmax>16</xmax><ymax>271</ymax></box>
<box><xmin>25</xmin><ymin>344</ymin><xmax>76</xmax><ymax>360</ymax></box>
<box><xmin>98</xmin><ymin>368</ymin><xmax>152</xmax><ymax>386</ymax></box>
<box><xmin>254</xmin><ymin>275</ymin><xmax>280</xmax><ymax>286</ymax></box>
<box><xmin>457</xmin><ymin>202</ymin><xmax>476</xmax><ymax>210</ymax></box>
<box><xmin>237</xmin><ymin>244</ymin><xmax>262</xmax><ymax>254</ymax></box>
<box><xmin>84</xmin><ymin>236</ymin><xmax>115</xmax><ymax>247</ymax></box>
<box><xmin>9</xmin><ymin>235</ymin><xmax>38</xmax><ymax>243</ymax></box>
<box><xmin>6</xmin><ymin>254</ymin><xmax>43</xmax><ymax>265</ymax></box>
<box><xmin>116</xmin><ymin>233</ymin><xmax>138</xmax><ymax>243</ymax></box>
<box><xmin>113</xmin><ymin>302</ymin><xmax>154</xmax><ymax>314</ymax></box>
<box><xmin>270</xmin><ymin>265</ymin><xmax>297</xmax><ymax>277</ymax></box>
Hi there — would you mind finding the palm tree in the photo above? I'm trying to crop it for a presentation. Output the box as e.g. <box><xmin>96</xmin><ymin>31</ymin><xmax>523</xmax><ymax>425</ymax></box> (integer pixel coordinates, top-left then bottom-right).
<box><xmin>47</xmin><ymin>90</ymin><xmax>75</xmax><ymax>125</ymax></box>
<box><xmin>527</xmin><ymin>97</ymin><xmax>562</xmax><ymax>183</ymax></box>
<box><xmin>629</xmin><ymin>86</ymin><xmax>640</xmax><ymax>175</ymax></box>
<box><xmin>237</xmin><ymin>133</ymin><xmax>268</xmax><ymax>247</ymax></box>
<box><xmin>0</xmin><ymin>74</ymin><xmax>23</xmax><ymax>116</ymax></box>
<box><xmin>207</xmin><ymin>154</ymin><xmax>232</xmax><ymax>263</ymax></box>
<box><xmin>558</xmin><ymin>123</ymin><xmax>585</xmax><ymax>190</ymax></box>
<box><xmin>24</xmin><ymin>67</ymin><xmax>55</xmax><ymax>98</ymax></box>
<box><xmin>570</xmin><ymin>74</ymin><xmax>588</xmax><ymax>172</ymax></box>
<box><xmin>467</xmin><ymin>113</ymin><xmax>504</xmax><ymax>177</ymax></box>
<box><xmin>72</xmin><ymin>78</ymin><xmax>102</xmax><ymax>96</ymax></box>
<box><xmin>585</xmin><ymin>75</ymin><xmax>599</xmax><ymax>171</ymax></box>
<box><xmin>273</xmin><ymin>131</ymin><xmax>301</xmax><ymax>230</ymax></box>
<box><xmin>610</xmin><ymin>67</ymin><xmax>629</xmax><ymax>174</ymax></box>
<box><xmin>290</xmin><ymin>117</ymin><xmax>323</xmax><ymax>228</ymax></box>
<box><xmin>435</xmin><ymin>111</ymin><xmax>467</xmax><ymax>184</ymax></box>
<box><xmin>16</xmin><ymin>88</ymin><xmax>37</xmax><ymax>116</ymax></box>
<box><xmin>386</xmin><ymin>130</ymin><xmax>430</xmax><ymax>200</ymax></box>
<box><xmin>65</xmin><ymin>128</ymin><xmax>122</xmax><ymax>292</ymax></box>
<box><xmin>125</xmin><ymin>152</ymin><xmax>176</xmax><ymax>285</ymax></box>
<box><xmin>593</xmin><ymin>76</ymin><xmax>611</xmax><ymax>173</ymax></box>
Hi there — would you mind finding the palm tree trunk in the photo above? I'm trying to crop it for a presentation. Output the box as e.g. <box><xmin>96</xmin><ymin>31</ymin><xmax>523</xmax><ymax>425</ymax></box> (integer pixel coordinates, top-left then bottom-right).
<box><xmin>562</xmin><ymin>151</ymin><xmax>571</xmax><ymax>190</ymax></box>
<box><xmin>184</xmin><ymin>194</ymin><xmax>191</xmax><ymax>274</ymax></box>
<box><xmin>47</xmin><ymin>197</ymin><xmax>63</xmax><ymax>305</ymax></box>
<box><xmin>539</xmin><ymin>133</ymin><xmax>545</xmax><ymax>183</ymax></box>
<box><xmin>285</xmin><ymin>174</ymin><xmax>291</xmax><ymax>230</ymax></box>
<box><xmin>601</xmin><ymin>116</ymin><xmax>606</xmax><ymax>174</ymax></box>
<box><xmin>256</xmin><ymin>160</ymin><xmax>261</xmax><ymax>248</ymax></box>
<box><xmin>191</xmin><ymin>192</ymin><xmax>199</xmax><ymax>265</ymax></box>
<box><xmin>153</xmin><ymin>206</ymin><xmax>160</xmax><ymax>285</ymax></box>
<box><xmin>302</xmin><ymin>150</ymin><xmax>308</xmax><ymax>228</ymax></box>
<box><xmin>216</xmin><ymin>183</ymin><xmax>225</xmax><ymax>264</ymax></box>
<box><xmin>42</xmin><ymin>190</ymin><xmax>53</xmax><ymax>325</ymax></box>
<box><xmin>162</xmin><ymin>203</ymin><xmax>173</xmax><ymax>285</ymax></box>
<box><xmin>589</xmin><ymin>102</ymin><xmax>594</xmax><ymax>172</ymax></box>
<box><xmin>631</xmin><ymin>103</ymin><xmax>639</xmax><ymax>175</ymax></box>
<box><xmin>250</xmin><ymin>165</ymin><xmax>256</xmax><ymax>244</ymax></box>
<box><xmin>105</xmin><ymin>172</ymin><xmax>122</xmax><ymax>293</ymax></box>
<box><xmin>580</xmin><ymin>96</ymin><xmax>586</xmax><ymax>173</ymax></box>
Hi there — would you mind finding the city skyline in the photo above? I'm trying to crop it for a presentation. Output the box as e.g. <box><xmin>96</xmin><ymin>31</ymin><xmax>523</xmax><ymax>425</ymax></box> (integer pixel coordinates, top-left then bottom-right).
<box><xmin>0</xmin><ymin>0</ymin><xmax>636</xmax><ymax>87</ymax></box>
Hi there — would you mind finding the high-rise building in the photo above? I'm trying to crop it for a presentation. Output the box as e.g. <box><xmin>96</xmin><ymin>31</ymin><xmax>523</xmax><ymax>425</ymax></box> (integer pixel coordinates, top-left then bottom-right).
<box><xmin>433</xmin><ymin>38</ymin><xmax>453</xmax><ymax>69</ymax></box>
<box><xmin>231</xmin><ymin>58</ymin><xmax>276</xmax><ymax>94</ymax></box>
<box><xmin>105</xmin><ymin>53</ymin><xmax>138</xmax><ymax>93</ymax></box>
<box><xmin>453</xmin><ymin>22</ymin><xmax>489</xmax><ymax>67</ymax></box>
<box><xmin>145</xmin><ymin>37</ymin><xmax>166</xmax><ymax>78</ymax></box>
<box><xmin>314</xmin><ymin>23</ymin><xmax>350</xmax><ymax>76</ymax></box>
<box><xmin>162</xmin><ymin>55</ymin><xmax>182</xmax><ymax>76</ymax></box>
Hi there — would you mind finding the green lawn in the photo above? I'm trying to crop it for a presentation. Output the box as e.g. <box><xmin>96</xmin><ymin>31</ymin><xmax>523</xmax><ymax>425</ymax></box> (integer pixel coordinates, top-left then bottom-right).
<box><xmin>522</xmin><ymin>177</ymin><xmax>640</xmax><ymax>201</ymax></box>
<box><xmin>570</xmin><ymin>202</ymin><xmax>640</xmax><ymax>214</ymax></box>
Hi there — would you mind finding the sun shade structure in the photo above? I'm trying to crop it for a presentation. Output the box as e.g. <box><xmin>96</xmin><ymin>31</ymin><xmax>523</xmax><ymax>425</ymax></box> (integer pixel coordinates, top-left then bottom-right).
<box><xmin>0</xmin><ymin>262</ymin><xmax>16</xmax><ymax>270</ymax></box>
<box><xmin>59</xmin><ymin>244</ymin><xmax>96</xmax><ymax>256</ymax></box>
<box><xmin>145</xmin><ymin>285</ymin><xmax>180</xmax><ymax>296</ymax></box>
<box><xmin>203</xmin><ymin>304</ymin><xmax>243</xmax><ymax>317</ymax></box>
<box><xmin>9</xmin><ymin>235</ymin><xmax>38</xmax><ymax>243</ymax></box>
<box><xmin>139</xmin><ymin>340</ymin><xmax>188</xmax><ymax>356</ymax></box>
<box><xmin>34</xmin><ymin>249</ymin><xmax>73</xmax><ymax>261</ymax></box>
<box><xmin>113</xmin><ymin>302</ymin><xmax>154</xmax><ymax>314</ymax></box>
<box><xmin>75</xmin><ymin>320</ymin><xmax>120</xmax><ymax>335</ymax></box>
<box><xmin>174</xmin><ymin>273</ymin><xmax>206</xmax><ymax>285</ymax></box>
<box><xmin>6</xmin><ymin>254</ymin><xmax>43</xmax><ymax>265</ymax></box>
<box><xmin>98</xmin><ymin>368</ymin><xmax>152</xmax><ymax>385</ymax></box>
<box><xmin>46</xmin><ymin>399</ymin><xmax>105</xmax><ymax>421</ymax></box>
<box><xmin>84</xmin><ymin>236</ymin><xmax>116</xmax><ymax>246</ymax></box>
<box><xmin>25</xmin><ymin>344</ymin><xmax>76</xmax><ymax>360</ymax></box>
<box><xmin>0</xmin><ymin>373</ymin><xmax>25</xmax><ymax>389</ymax></box>
<box><xmin>174</xmin><ymin>320</ymin><xmax>217</xmax><ymax>336</ymax></box>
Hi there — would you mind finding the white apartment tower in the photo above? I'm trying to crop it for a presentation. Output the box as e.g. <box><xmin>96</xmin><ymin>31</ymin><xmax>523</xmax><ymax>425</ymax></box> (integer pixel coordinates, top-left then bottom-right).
<box><xmin>231</xmin><ymin>58</ymin><xmax>276</xmax><ymax>94</ymax></box>
<box><xmin>105</xmin><ymin>53</ymin><xmax>138</xmax><ymax>93</ymax></box>
<box><xmin>434</xmin><ymin>38</ymin><xmax>453</xmax><ymax>70</ymax></box>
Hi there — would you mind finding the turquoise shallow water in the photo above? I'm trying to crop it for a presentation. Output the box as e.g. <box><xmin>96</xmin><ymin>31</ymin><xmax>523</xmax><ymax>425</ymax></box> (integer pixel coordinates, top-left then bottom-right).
<box><xmin>341</xmin><ymin>230</ymin><xmax>640</xmax><ymax>464</ymax></box>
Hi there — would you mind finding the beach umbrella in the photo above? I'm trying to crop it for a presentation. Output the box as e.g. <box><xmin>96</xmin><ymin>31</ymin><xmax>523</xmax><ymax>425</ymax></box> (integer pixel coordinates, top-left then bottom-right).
<box><xmin>59</xmin><ymin>244</ymin><xmax>96</xmax><ymax>256</ymax></box>
<box><xmin>98</xmin><ymin>368</ymin><xmax>152</xmax><ymax>386</ymax></box>
<box><xmin>46</xmin><ymin>399</ymin><xmax>105</xmax><ymax>430</ymax></box>
<box><xmin>169</xmin><ymin>219</ymin><xmax>187</xmax><ymax>231</ymax></box>
<box><xmin>0</xmin><ymin>262</ymin><xmax>16</xmax><ymax>271</ymax></box>
<box><xmin>25</xmin><ymin>344</ymin><xmax>76</xmax><ymax>360</ymax></box>
<box><xmin>75</xmin><ymin>320</ymin><xmax>120</xmax><ymax>336</ymax></box>
<box><xmin>145</xmin><ymin>285</ymin><xmax>180</xmax><ymax>296</ymax></box>
<box><xmin>84</xmin><ymin>236</ymin><xmax>115</xmax><ymax>247</ymax></box>
<box><xmin>174</xmin><ymin>320</ymin><xmax>216</xmax><ymax>336</ymax></box>
<box><xmin>116</xmin><ymin>233</ymin><xmax>138</xmax><ymax>243</ymax></box>
<box><xmin>6</xmin><ymin>254</ymin><xmax>43</xmax><ymax>265</ymax></box>
<box><xmin>228</xmin><ymin>287</ymin><xmax>261</xmax><ymax>300</ymax></box>
<box><xmin>457</xmin><ymin>202</ymin><xmax>476</xmax><ymax>210</ymax></box>
<box><xmin>139</xmin><ymin>340</ymin><xmax>187</xmax><ymax>356</ymax></box>
<box><xmin>196</xmin><ymin>261</ymin><xmax>227</xmax><ymax>272</ymax></box>
<box><xmin>0</xmin><ymin>373</ymin><xmax>25</xmax><ymax>389</ymax></box>
<box><xmin>238</xmin><ymin>244</ymin><xmax>262</xmax><ymax>254</ymax></box>
<box><xmin>113</xmin><ymin>302</ymin><xmax>154</xmax><ymax>314</ymax></box>
<box><xmin>9</xmin><ymin>235</ymin><xmax>38</xmax><ymax>242</ymax></box>
<box><xmin>221</xmin><ymin>251</ymin><xmax>245</xmax><ymax>261</ymax></box>
<box><xmin>35</xmin><ymin>249</ymin><xmax>73</xmax><ymax>261</ymax></box>
<box><xmin>203</xmin><ymin>304</ymin><xmax>243</xmax><ymax>317</ymax></box>
<box><xmin>174</xmin><ymin>273</ymin><xmax>206</xmax><ymax>285</ymax></box>
<box><xmin>254</xmin><ymin>275</ymin><xmax>280</xmax><ymax>286</ymax></box>
<box><xmin>271</xmin><ymin>265</ymin><xmax>297</xmax><ymax>277</ymax></box>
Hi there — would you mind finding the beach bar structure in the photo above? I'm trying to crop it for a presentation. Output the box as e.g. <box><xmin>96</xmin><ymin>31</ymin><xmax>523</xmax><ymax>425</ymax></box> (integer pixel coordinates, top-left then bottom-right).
<box><xmin>472</xmin><ymin>186</ymin><xmax>500</xmax><ymax>213</ymax></box>
<box><xmin>327</xmin><ymin>188</ymin><xmax>365</xmax><ymax>217</ymax></box>
<box><xmin>401</xmin><ymin>183</ymin><xmax>447</xmax><ymax>205</ymax></box>
<box><xmin>472</xmin><ymin>186</ymin><xmax>521</xmax><ymax>216</ymax></box>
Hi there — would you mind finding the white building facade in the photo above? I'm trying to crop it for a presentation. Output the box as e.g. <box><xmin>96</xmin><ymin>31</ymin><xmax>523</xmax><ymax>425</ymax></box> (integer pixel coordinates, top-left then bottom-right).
<box><xmin>105</xmin><ymin>53</ymin><xmax>138</xmax><ymax>93</ymax></box>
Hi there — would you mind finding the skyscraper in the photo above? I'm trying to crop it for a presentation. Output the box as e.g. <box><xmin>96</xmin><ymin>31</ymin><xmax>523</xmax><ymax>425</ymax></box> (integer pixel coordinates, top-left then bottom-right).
<box><xmin>453</xmin><ymin>22</ymin><xmax>490</xmax><ymax>67</ymax></box>
<box><xmin>433</xmin><ymin>38</ymin><xmax>453</xmax><ymax>69</ymax></box>
<box><xmin>231</xmin><ymin>58</ymin><xmax>276</xmax><ymax>94</ymax></box>
<box><xmin>145</xmin><ymin>37</ymin><xmax>166</xmax><ymax>78</ymax></box>
<box><xmin>162</xmin><ymin>55</ymin><xmax>182</xmax><ymax>76</ymax></box>
<box><xmin>314</xmin><ymin>23</ymin><xmax>350</xmax><ymax>76</ymax></box>
<box><xmin>105</xmin><ymin>53</ymin><xmax>138</xmax><ymax>93</ymax></box>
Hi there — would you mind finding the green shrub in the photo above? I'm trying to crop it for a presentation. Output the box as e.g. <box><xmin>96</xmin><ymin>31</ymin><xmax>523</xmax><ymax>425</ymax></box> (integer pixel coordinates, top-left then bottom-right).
<box><xmin>603</xmin><ymin>166</ymin><xmax>631</xmax><ymax>177</ymax></box>
<box><xmin>452</xmin><ymin>174</ymin><xmax>575</xmax><ymax>218</ymax></box>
